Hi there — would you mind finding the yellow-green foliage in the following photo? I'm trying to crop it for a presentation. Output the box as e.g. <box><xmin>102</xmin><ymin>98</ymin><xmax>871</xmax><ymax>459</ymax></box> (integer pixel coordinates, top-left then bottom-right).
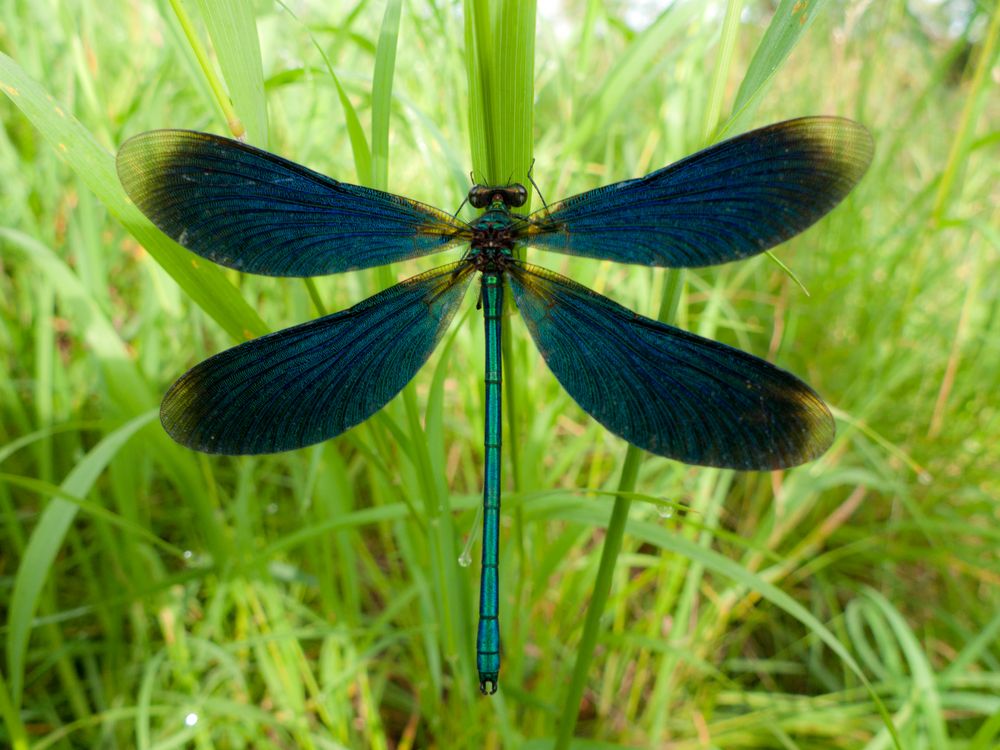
<box><xmin>1</xmin><ymin>1</ymin><xmax>997</xmax><ymax>748</ymax></box>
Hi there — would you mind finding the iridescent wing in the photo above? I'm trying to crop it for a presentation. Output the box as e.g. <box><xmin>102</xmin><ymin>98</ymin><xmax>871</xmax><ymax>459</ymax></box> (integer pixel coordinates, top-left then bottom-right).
<box><xmin>161</xmin><ymin>263</ymin><xmax>474</xmax><ymax>454</ymax></box>
<box><xmin>508</xmin><ymin>263</ymin><xmax>834</xmax><ymax>470</ymax></box>
<box><xmin>117</xmin><ymin>130</ymin><xmax>472</xmax><ymax>276</ymax></box>
<box><xmin>516</xmin><ymin>117</ymin><xmax>872</xmax><ymax>268</ymax></box>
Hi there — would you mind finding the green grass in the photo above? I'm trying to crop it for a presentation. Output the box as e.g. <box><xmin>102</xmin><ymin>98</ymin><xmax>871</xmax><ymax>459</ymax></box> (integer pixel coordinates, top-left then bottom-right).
<box><xmin>2</xmin><ymin>1</ymin><xmax>999</xmax><ymax>748</ymax></box>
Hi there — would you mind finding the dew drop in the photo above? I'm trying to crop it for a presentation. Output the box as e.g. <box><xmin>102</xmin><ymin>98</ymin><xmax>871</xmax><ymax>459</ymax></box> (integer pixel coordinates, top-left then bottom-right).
<box><xmin>458</xmin><ymin>504</ymin><xmax>483</xmax><ymax>568</ymax></box>
<box><xmin>184</xmin><ymin>712</ymin><xmax>198</xmax><ymax>727</ymax></box>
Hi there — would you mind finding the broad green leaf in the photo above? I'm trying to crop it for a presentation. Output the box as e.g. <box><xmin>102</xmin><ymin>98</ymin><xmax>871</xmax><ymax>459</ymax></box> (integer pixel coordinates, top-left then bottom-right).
<box><xmin>194</xmin><ymin>0</ymin><xmax>269</xmax><ymax>146</ymax></box>
<box><xmin>371</xmin><ymin>0</ymin><xmax>402</xmax><ymax>191</ymax></box>
<box><xmin>465</xmin><ymin>0</ymin><xmax>536</xmax><ymax>196</ymax></box>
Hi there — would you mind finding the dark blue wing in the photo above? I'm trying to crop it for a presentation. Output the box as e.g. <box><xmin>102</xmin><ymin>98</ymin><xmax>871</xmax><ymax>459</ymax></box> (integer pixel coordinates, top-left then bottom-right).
<box><xmin>161</xmin><ymin>263</ymin><xmax>474</xmax><ymax>454</ymax></box>
<box><xmin>508</xmin><ymin>263</ymin><xmax>834</xmax><ymax>470</ymax></box>
<box><xmin>117</xmin><ymin>130</ymin><xmax>472</xmax><ymax>276</ymax></box>
<box><xmin>517</xmin><ymin>117</ymin><xmax>872</xmax><ymax>267</ymax></box>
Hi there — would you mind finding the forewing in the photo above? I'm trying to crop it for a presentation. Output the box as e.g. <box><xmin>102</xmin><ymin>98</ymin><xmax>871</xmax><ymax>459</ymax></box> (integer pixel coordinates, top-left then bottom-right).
<box><xmin>518</xmin><ymin>117</ymin><xmax>872</xmax><ymax>268</ymax></box>
<box><xmin>161</xmin><ymin>263</ymin><xmax>474</xmax><ymax>454</ymax></box>
<box><xmin>508</xmin><ymin>263</ymin><xmax>834</xmax><ymax>470</ymax></box>
<box><xmin>117</xmin><ymin>130</ymin><xmax>471</xmax><ymax>276</ymax></box>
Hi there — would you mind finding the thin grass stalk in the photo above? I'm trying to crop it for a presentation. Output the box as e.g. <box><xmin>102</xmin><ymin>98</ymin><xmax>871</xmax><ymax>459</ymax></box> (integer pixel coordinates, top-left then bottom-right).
<box><xmin>167</xmin><ymin>0</ymin><xmax>244</xmax><ymax>137</ymax></box>
<box><xmin>703</xmin><ymin>0</ymin><xmax>745</xmax><ymax>141</ymax></box>
<box><xmin>894</xmin><ymin>3</ymin><xmax>1000</xmax><ymax>347</ymax></box>
<box><xmin>648</xmin><ymin>468</ymin><xmax>729</xmax><ymax>741</ymax></box>
<box><xmin>0</xmin><ymin>668</ymin><xmax>28</xmax><ymax>750</ymax></box>
<box><xmin>194</xmin><ymin>0</ymin><xmax>268</xmax><ymax>145</ymax></box>
<box><xmin>369</xmin><ymin>0</ymin><xmax>475</xmax><ymax>691</ymax></box>
<box><xmin>931</xmin><ymin>3</ymin><xmax>999</xmax><ymax>223</ymax></box>
<box><xmin>555</xmin><ymin>270</ymin><xmax>684</xmax><ymax>748</ymax></box>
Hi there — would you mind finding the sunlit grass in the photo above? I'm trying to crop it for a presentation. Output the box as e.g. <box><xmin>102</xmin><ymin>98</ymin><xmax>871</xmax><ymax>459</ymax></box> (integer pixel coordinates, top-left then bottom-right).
<box><xmin>1</xmin><ymin>1</ymin><xmax>998</xmax><ymax>748</ymax></box>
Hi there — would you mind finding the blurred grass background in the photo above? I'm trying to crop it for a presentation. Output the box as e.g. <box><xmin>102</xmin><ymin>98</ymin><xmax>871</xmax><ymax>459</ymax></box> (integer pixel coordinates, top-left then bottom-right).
<box><xmin>1</xmin><ymin>0</ymin><xmax>998</xmax><ymax>748</ymax></box>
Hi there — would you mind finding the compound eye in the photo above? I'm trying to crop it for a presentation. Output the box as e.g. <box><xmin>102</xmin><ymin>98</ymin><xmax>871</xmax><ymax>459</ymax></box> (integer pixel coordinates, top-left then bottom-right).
<box><xmin>468</xmin><ymin>185</ymin><xmax>489</xmax><ymax>208</ymax></box>
<box><xmin>509</xmin><ymin>184</ymin><xmax>528</xmax><ymax>207</ymax></box>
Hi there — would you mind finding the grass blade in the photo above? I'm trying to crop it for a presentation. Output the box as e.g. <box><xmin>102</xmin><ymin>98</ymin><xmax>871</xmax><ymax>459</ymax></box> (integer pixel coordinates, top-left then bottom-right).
<box><xmin>5</xmin><ymin>410</ymin><xmax>156</xmax><ymax>705</ymax></box>
<box><xmin>721</xmin><ymin>0</ymin><xmax>832</xmax><ymax>137</ymax></box>
<box><xmin>554</xmin><ymin>270</ymin><xmax>683</xmax><ymax>750</ymax></box>
<box><xmin>193</xmin><ymin>0</ymin><xmax>269</xmax><ymax>145</ymax></box>
<box><xmin>466</xmin><ymin>0</ymin><xmax>535</xmax><ymax>191</ymax></box>
<box><xmin>371</xmin><ymin>0</ymin><xmax>402</xmax><ymax>191</ymax></box>
<box><xmin>0</xmin><ymin>51</ymin><xmax>268</xmax><ymax>342</ymax></box>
